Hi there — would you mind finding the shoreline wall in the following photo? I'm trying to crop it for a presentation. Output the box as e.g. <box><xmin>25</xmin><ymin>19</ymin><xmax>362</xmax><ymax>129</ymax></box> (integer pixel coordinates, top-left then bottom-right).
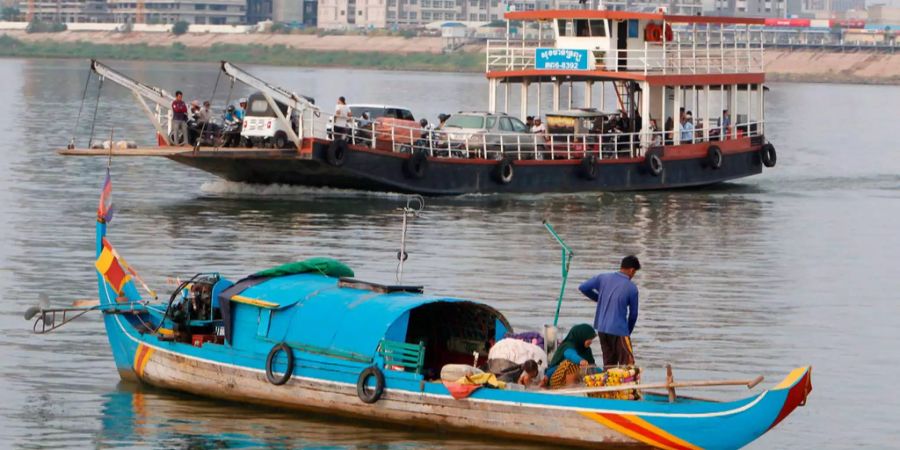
<box><xmin>2</xmin><ymin>30</ymin><xmax>900</xmax><ymax>84</ymax></box>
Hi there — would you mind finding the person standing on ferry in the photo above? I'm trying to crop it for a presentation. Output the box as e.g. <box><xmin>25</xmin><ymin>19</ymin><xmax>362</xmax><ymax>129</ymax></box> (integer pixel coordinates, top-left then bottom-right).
<box><xmin>578</xmin><ymin>255</ymin><xmax>640</xmax><ymax>368</ymax></box>
<box><xmin>171</xmin><ymin>90</ymin><xmax>189</xmax><ymax>145</ymax></box>
<box><xmin>333</xmin><ymin>96</ymin><xmax>352</xmax><ymax>140</ymax></box>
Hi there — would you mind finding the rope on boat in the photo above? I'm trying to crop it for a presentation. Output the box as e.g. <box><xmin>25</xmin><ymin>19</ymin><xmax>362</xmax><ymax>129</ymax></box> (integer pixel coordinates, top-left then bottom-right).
<box><xmin>68</xmin><ymin>67</ymin><xmax>93</xmax><ymax>150</ymax></box>
<box><xmin>87</xmin><ymin>77</ymin><xmax>104</xmax><ymax>150</ymax></box>
<box><xmin>195</xmin><ymin>68</ymin><xmax>223</xmax><ymax>153</ymax></box>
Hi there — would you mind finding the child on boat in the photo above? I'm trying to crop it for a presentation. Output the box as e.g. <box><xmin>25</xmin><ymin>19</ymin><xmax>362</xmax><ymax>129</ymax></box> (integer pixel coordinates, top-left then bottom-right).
<box><xmin>545</xmin><ymin>324</ymin><xmax>597</xmax><ymax>389</ymax></box>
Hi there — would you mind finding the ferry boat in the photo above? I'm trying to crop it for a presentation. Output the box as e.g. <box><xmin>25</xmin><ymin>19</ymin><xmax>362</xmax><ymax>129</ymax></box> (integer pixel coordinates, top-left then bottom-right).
<box><xmin>62</xmin><ymin>10</ymin><xmax>777</xmax><ymax>195</ymax></box>
<box><xmin>26</xmin><ymin>172</ymin><xmax>811</xmax><ymax>449</ymax></box>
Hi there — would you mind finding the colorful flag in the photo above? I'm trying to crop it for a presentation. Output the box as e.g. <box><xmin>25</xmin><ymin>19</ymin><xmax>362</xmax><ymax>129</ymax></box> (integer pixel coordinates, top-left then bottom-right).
<box><xmin>95</xmin><ymin>239</ymin><xmax>131</xmax><ymax>296</ymax></box>
<box><xmin>98</xmin><ymin>169</ymin><xmax>114</xmax><ymax>223</ymax></box>
<box><xmin>101</xmin><ymin>237</ymin><xmax>156</xmax><ymax>300</ymax></box>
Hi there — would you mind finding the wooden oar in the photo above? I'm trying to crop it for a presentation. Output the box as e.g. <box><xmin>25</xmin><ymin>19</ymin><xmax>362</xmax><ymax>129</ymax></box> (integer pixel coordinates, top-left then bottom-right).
<box><xmin>551</xmin><ymin>375</ymin><xmax>765</xmax><ymax>396</ymax></box>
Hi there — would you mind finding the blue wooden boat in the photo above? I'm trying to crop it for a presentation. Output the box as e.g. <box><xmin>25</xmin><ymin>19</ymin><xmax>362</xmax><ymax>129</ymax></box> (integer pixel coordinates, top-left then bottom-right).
<box><xmin>57</xmin><ymin>177</ymin><xmax>810</xmax><ymax>449</ymax></box>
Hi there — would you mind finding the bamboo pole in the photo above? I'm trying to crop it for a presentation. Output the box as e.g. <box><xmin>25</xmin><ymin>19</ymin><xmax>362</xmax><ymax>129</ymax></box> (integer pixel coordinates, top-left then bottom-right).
<box><xmin>551</xmin><ymin>375</ymin><xmax>765</xmax><ymax>396</ymax></box>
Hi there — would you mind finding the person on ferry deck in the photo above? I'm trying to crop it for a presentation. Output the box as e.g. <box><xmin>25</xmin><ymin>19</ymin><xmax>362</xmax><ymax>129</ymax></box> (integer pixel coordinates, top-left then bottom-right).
<box><xmin>578</xmin><ymin>255</ymin><xmax>640</xmax><ymax>368</ymax></box>
<box><xmin>680</xmin><ymin>112</ymin><xmax>695</xmax><ymax>143</ymax></box>
<box><xmin>545</xmin><ymin>324</ymin><xmax>597</xmax><ymax>389</ymax></box>
<box><xmin>664</xmin><ymin>116</ymin><xmax>674</xmax><ymax>145</ymax></box>
<box><xmin>333</xmin><ymin>96</ymin><xmax>352</xmax><ymax>139</ymax></box>
<box><xmin>170</xmin><ymin>91</ymin><xmax>189</xmax><ymax>145</ymax></box>
<box><xmin>236</xmin><ymin>98</ymin><xmax>247</xmax><ymax>121</ymax></box>
<box><xmin>525</xmin><ymin>116</ymin><xmax>534</xmax><ymax>130</ymax></box>
<box><xmin>719</xmin><ymin>109</ymin><xmax>731</xmax><ymax>138</ymax></box>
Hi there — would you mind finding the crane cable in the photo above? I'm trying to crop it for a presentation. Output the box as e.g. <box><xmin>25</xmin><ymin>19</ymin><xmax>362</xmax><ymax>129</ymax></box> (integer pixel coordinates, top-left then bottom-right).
<box><xmin>68</xmin><ymin>67</ymin><xmax>93</xmax><ymax>150</ymax></box>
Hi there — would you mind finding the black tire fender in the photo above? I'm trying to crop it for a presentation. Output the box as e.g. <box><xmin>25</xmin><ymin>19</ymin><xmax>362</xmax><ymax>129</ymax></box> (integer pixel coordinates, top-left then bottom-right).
<box><xmin>493</xmin><ymin>157</ymin><xmax>514</xmax><ymax>184</ymax></box>
<box><xmin>761</xmin><ymin>143</ymin><xmax>777</xmax><ymax>168</ymax></box>
<box><xmin>707</xmin><ymin>145</ymin><xmax>723</xmax><ymax>169</ymax></box>
<box><xmin>403</xmin><ymin>150</ymin><xmax>429</xmax><ymax>180</ymax></box>
<box><xmin>647</xmin><ymin>153</ymin><xmax>664</xmax><ymax>177</ymax></box>
<box><xmin>326</xmin><ymin>139</ymin><xmax>348</xmax><ymax>167</ymax></box>
<box><xmin>265</xmin><ymin>343</ymin><xmax>294</xmax><ymax>386</ymax></box>
<box><xmin>357</xmin><ymin>366</ymin><xmax>386</xmax><ymax>404</ymax></box>
<box><xmin>580</xmin><ymin>154</ymin><xmax>598</xmax><ymax>180</ymax></box>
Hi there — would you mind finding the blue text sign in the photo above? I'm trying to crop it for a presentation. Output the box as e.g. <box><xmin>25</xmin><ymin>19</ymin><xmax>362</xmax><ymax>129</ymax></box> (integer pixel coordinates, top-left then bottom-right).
<box><xmin>534</xmin><ymin>48</ymin><xmax>591</xmax><ymax>70</ymax></box>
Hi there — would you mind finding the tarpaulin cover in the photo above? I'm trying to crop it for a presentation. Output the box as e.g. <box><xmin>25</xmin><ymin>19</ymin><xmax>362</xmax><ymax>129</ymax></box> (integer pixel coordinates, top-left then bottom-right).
<box><xmin>250</xmin><ymin>257</ymin><xmax>354</xmax><ymax>279</ymax></box>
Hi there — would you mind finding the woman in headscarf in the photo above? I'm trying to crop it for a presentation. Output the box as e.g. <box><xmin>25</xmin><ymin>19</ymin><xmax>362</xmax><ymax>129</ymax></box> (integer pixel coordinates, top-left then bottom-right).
<box><xmin>546</xmin><ymin>324</ymin><xmax>597</xmax><ymax>389</ymax></box>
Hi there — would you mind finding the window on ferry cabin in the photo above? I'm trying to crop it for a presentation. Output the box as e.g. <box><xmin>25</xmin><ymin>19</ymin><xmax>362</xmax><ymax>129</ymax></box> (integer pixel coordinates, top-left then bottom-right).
<box><xmin>589</xmin><ymin>19</ymin><xmax>606</xmax><ymax>37</ymax></box>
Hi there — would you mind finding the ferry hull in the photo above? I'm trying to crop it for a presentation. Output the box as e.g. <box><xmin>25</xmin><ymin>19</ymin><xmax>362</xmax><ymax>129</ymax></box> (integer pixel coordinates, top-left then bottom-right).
<box><xmin>168</xmin><ymin>141</ymin><xmax>765</xmax><ymax>196</ymax></box>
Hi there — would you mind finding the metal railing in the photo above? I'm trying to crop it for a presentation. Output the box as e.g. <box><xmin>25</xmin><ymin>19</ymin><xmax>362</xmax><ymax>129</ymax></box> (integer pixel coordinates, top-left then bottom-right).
<box><xmin>324</xmin><ymin>116</ymin><xmax>765</xmax><ymax>162</ymax></box>
<box><xmin>486</xmin><ymin>40</ymin><xmax>764</xmax><ymax>74</ymax></box>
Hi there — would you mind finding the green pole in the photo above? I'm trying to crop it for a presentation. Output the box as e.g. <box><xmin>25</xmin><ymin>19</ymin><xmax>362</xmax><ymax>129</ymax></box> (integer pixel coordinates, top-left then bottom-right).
<box><xmin>543</xmin><ymin>220</ymin><xmax>574</xmax><ymax>327</ymax></box>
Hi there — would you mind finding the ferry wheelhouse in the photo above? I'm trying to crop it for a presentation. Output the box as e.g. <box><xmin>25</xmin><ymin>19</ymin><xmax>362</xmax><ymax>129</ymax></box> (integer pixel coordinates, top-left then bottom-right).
<box><xmin>62</xmin><ymin>11</ymin><xmax>777</xmax><ymax>195</ymax></box>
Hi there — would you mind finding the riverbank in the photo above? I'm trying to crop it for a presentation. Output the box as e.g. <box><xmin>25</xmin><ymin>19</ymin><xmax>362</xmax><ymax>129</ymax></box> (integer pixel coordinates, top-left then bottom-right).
<box><xmin>0</xmin><ymin>32</ymin><xmax>482</xmax><ymax>72</ymax></box>
<box><xmin>2</xmin><ymin>31</ymin><xmax>900</xmax><ymax>84</ymax></box>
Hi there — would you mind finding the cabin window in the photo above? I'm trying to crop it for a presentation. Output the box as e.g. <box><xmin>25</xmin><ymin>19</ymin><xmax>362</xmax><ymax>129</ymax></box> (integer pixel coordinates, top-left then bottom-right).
<box><xmin>589</xmin><ymin>19</ymin><xmax>606</xmax><ymax>37</ymax></box>
<box><xmin>557</xmin><ymin>19</ymin><xmax>573</xmax><ymax>37</ymax></box>
<box><xmin>575</xmin><ymin>19</ymin><xmax>590</xmax><ymax>37</ymax></box>
<box><xmin>628</xmin><ymin>19</ymin><xmax>639</xmax><ymax>38</ymax></box>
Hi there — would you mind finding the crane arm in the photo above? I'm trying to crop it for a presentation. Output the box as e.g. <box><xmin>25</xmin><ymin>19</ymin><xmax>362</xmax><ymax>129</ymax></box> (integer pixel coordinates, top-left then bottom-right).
<box><xmin>220</xmin><ymin>61</ymin><xmax>319</xmax><ymax>114</ymax></box>
<box><xmin>91</xmin><ymin>59</ymin><xmax>174</xmax><ymax>109</ymax></box>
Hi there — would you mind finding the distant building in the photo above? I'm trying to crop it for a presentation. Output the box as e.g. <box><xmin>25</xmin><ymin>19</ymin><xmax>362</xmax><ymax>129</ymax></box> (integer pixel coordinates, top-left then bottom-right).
<box><xmin>867</xmin><ymin>4</ymin><xmax>900</xmax><ymax>24</ymax></box>
<box><xmin>29</xmin><ymin>0</ymin><xmax>113</xmax><ymax>23</ymax></box>
<box><xmin>711</xmin><ymin>0</ymin><xmax>794</xmax><ymax>17</ymax></box>
<box><xmin>106</xmin><ymin>0</ymin><xmax>247</xmax><ymax>25</ymax></box>
<box><xmin>247</xmin><ymin>0</ymin><xmax>317</xmax><ymax>26</ymax></box>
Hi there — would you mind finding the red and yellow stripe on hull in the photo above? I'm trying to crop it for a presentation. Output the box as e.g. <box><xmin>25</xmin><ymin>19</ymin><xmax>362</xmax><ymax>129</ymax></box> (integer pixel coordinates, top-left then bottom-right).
<box><xmin>581</xmin><ymin>412</ymin><xmax>701</xmax><ymax>450</ymax></box>
<box><xmin>133</xmin><ymin>344</ymin><xmax>155</xmax><ymax>378</ymax></box>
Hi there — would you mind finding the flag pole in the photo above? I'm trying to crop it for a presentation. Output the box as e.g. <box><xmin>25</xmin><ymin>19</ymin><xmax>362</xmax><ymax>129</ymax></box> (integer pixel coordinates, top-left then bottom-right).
<box><xmin>543</xmin><ymin>219</ymin><xmax>574</xmax><ymax>327</ymax></box>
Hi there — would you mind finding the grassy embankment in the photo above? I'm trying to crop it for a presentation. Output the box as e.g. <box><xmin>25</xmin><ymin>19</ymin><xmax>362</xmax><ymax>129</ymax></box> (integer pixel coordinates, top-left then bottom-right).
<box><xmin>0</xmin><ymin>34</ymin><xmax>484</xmax><ymax>72</ymax></box>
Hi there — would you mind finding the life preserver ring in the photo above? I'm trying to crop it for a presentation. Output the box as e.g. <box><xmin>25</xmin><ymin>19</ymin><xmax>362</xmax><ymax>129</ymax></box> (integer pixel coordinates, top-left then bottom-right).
<box><xmin>645</xmin><ymin>23</ymin><xmax>662</xmax><ymax>42</ymax></box>
<box><xmin>265</xmin><ymin>343</ymin><xmax>295</xmax><ymax>386</ymax></box>
<box><xmin>644</xmin><ymin>23</ymin><xmax>673</xmax><ymax>42</ymax></box>
<box><xmin>326</xmin><ymin>139</ymin><xmax>348</xmax><ymax>167</ymax></box>
<box><xmin>357</xmin><ymin>366</ymin><xmax>385</xmax><ymax>403</ymax></box>
<box><xmin>580</xmin><ymin>154</ymin><xmax>598</xmax><ymax>180</ymax></box>
<box><xmin>493</xmin><ymin>158</ymin><xmax>514</xmax><ymax>184</ymax></box>
<box><xmin>761</xmin><ymin>143</ymin><xmax>777</xmax><ymax>168</ymax></box>
<box><xmin>403</xmin><ymin>150</ymin><xmax>428</xmax><ymax>179</ymax></box>
<box><xmin>647</xmin><ymin>153</ymin><xmax>664</xmax><ymax>177</ymax></box>
<box><xmin>707</xmin><ymin>145</ymin><xmax>723</xmax><ymax>169</ymax></box>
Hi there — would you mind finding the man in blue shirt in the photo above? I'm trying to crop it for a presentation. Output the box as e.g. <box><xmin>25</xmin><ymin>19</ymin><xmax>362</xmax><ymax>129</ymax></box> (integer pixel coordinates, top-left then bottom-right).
<box><xmin>578</xmin><ymin>255</ymin><xmax>641</xmax><ymax>368</ymax></box>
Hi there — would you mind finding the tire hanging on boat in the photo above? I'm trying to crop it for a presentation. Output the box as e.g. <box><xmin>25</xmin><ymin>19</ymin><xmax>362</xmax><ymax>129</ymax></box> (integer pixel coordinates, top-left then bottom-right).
<box><xmin>707</xmin><ymin>145</ymin><xmax>723</xmax><ymax>169</ymax></box>
<box><xmin>357</xmin><ymin>366</ymin><xmax>386</xmax><ymax>403</ymax></box>
<box><xmin>646</xmin><ymin>153</ymin><xmax>664</xmax><ymax>177</ymax></box>
<box><xmin>265</xmin><ymin>343</ymin><xmax>295</xmax><ymax>386</ymax></box>
<box><xmin>403</xmin><ymin>150</ymin><xmax>429</xmax><ymax>180</ymax></box>
<box><xmin>326</xmin><ymin>139</ymin><xmax>348</xmax><ymax>167</ymax></box>
<box><xmin>761</xmin><ymin>143</ymin><xmax>777</xmax><ymax>168</ymax></box>
<box><xmin>493</xmin><ymin>157</ymin><xmax>514</xmax><ymax>184</ymax></box>
<box><xmin>580</xmin><ymin>154</ymin><xmax>599</xmax><ymax>180</ymax></box>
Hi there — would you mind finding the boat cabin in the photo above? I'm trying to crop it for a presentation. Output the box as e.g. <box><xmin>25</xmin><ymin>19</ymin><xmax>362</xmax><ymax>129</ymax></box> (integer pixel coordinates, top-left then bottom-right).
<box><xmin>208</xmin><ymin>261</ymin><xmax>511</xmax><ymax>380</ymax></box>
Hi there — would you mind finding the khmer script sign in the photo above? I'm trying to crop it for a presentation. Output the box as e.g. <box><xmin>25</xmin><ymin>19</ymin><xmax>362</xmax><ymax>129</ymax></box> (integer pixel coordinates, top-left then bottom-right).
<box><xmin>534</xmin><ymin>48</ymin><xmax>591</xmax><ymax>70</ymax></box>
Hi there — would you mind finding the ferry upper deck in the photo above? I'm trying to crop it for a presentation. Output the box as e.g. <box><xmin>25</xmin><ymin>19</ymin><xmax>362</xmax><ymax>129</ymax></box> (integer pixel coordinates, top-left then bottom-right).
<box><xmin>487</xmin><ymin>9</ymin><xmax>766</xmax><ymax>84</ymax></box>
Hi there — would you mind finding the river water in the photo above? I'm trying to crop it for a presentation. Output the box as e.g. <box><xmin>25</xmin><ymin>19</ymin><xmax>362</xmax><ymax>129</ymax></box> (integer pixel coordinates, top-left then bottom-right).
<box><xmin>0</xmin><ymin>58</ymin><xmax>897</xmax><ymax>449</ymax></box>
